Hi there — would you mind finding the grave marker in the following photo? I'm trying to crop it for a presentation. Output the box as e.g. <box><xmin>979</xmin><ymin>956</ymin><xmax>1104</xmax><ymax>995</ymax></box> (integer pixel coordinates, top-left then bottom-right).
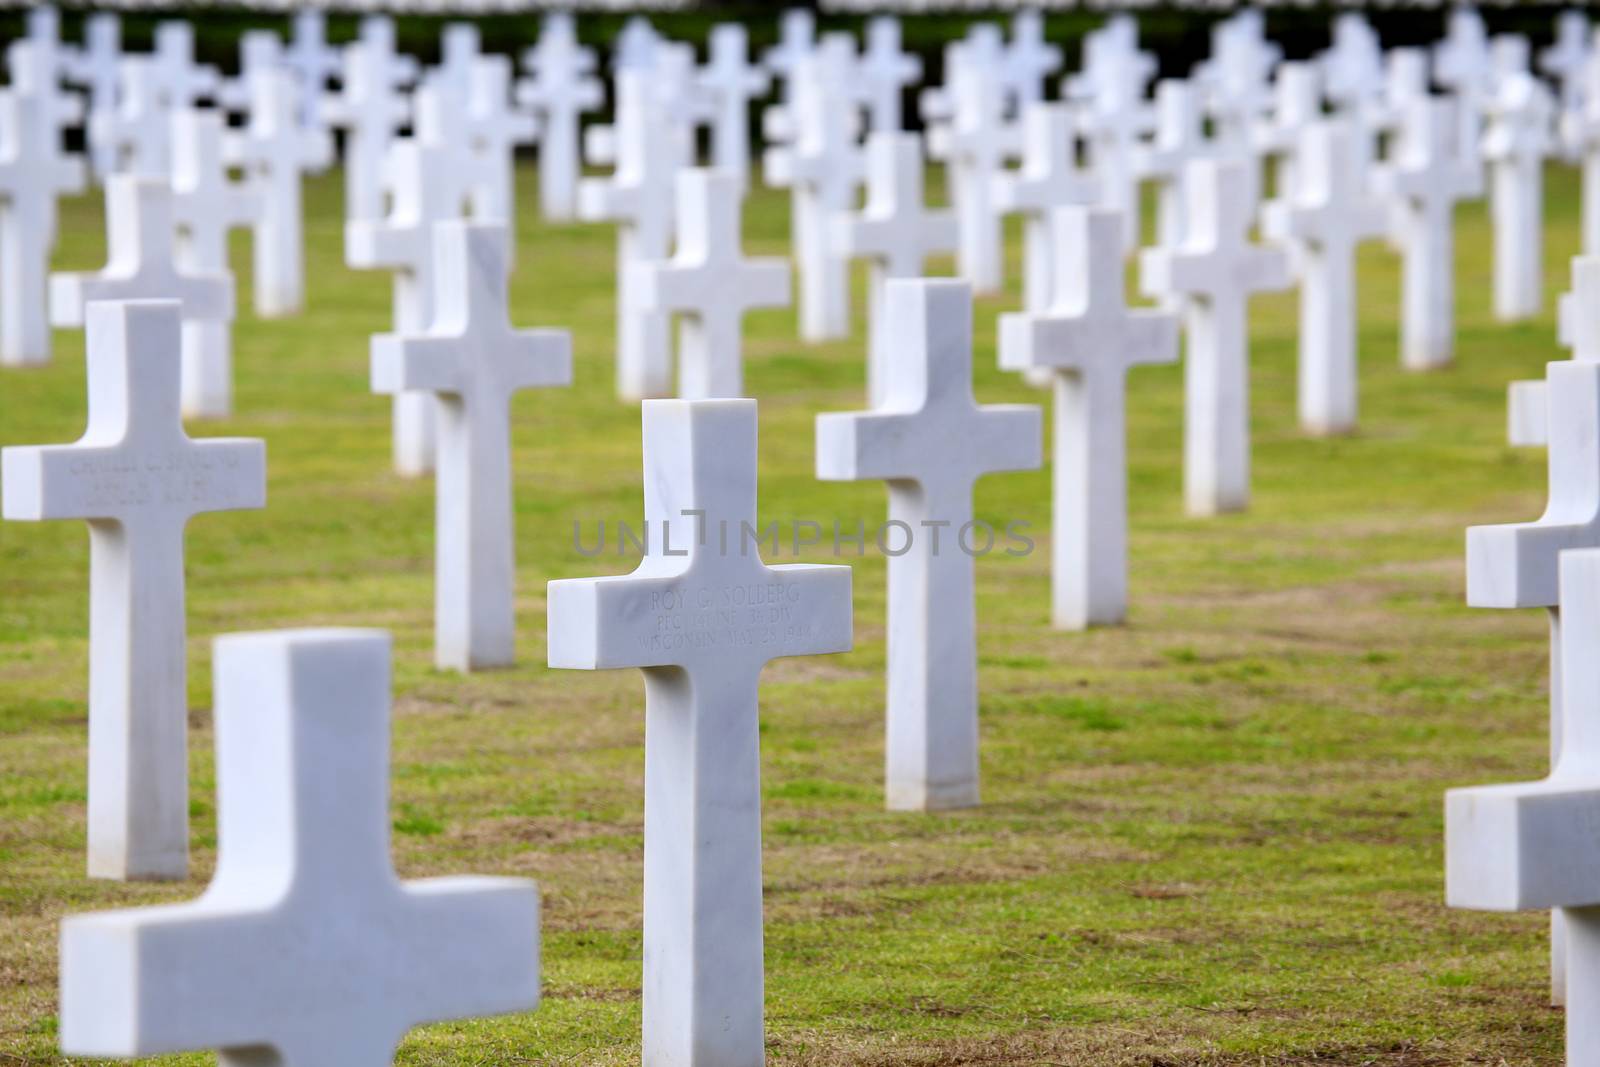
<box><xmin>859</xmin><ymin>16</ymin><xmax>920</xmax><ymax>134</ymax></box>
<box><xmin>697</xmin><ymin>25</ymin><xmax>769</xmax><ymax>192</ymax></box>
<box><xmin>373</xmin><ymin>224</ymin><xmax>571</xmax><ymax>671</ymax></box>
<box><xmin>818</xmin><ymin>280</ymin><xmax>1039</xmax><ymax>810</ymax></box>
<box><xmin>579</xmin><ymin>69</ymin><xmax>680</xmax><ymax>400</ymax></box>
<box><xmin>230</xmin><ymin>69</ymin><xmax>333</xmax><ymax>318</ymax></box>
<box><xmin>926</xmin><ymin>27</ymin><xmax>1015</xmax><ymax>295</ymax></box>
<box><xmin>635</xmin><ymin>169</ymin><xmax>790</xmax><ymax>399</ymax></box>
<box><xmin>549</xmin><ymin>398</ymin><xmax>851</xmax><ymax>1067</ymax></box>
<box><xmin>833</xmin><ymin>132</ymin><xmax>958</xmax><ymax>404</ymax></box>
<box><xmin>1376</xmin><ymin>96</ymin><xmax>1482</xmax><ymax>371</ymax></box>
<box><xmin>1462</xmin><ymin>341</ymin><xmax>1600</xmax><ymax>1009</ymax></box>
<box><xmin>66</xmin><ymin>12</ymin><xmax>121</xmax><ymax>179</ymax></box>
<box><xmin>1000</xmin><ymin>208</ymin><xmax>1178</xmax><ymax>629</ymax></box>
<box><xmin>1484</xmin><ymin>71</ymin><xmax>1553</xmax><ymax>322</ymax></box>
<box><xmin>763</xmin><ymin>35</ymin><xmax>861</xmax><ymax>342</ymax></box>
<box><xmin>52</xmin><ymin>178</ymin><xmax>236</xmax><ymax>421</ymax></box>
<box><xmin>325</xmin><ymin>17</ymin><xmax>416</xmax><ymax>223</ymax></box>
<box><xmin>59</xmin><ymin>628</ymin><xmax>540</xmax><ymax>1057</ymax></box>
<box><xmin>0</xmin><ymin>82</ymin><xmax>85</xmax><ymax>366</ymax></box>
<box><xmin>347</xmin><ymin>99</ymin><xmax>471</xmax><ymax>477</ymax></box>
<box><xmin>1137</xmin><ymin>79</ymin><xmax>1212</xmax><ymax>253</ymax></box>
<box><xmin>1448</xmin><ymin>544</ymin><xmax>1600</xmax><ymax>1053</ymax></box>
<box><xmin>993</xmin><ymin>103</ymin><xmax>1099</xmax><ymax>316</ymax></box>
<box><xmin>171</xmin><ymin>109</ymin><xmax>262</xmax><ymax>418</ymax></box>
<box><xmin>518</xmin><ymin>12</ymin><xmax>602</xmax><ymax>221</ymax></box>
<box><xmin>1262</xmin><ymin>118</ymin><xmax>1389</xmax><ymax>436</ymax></box>
<box><xmin>1</xmin><ymin>300</ymin><xmax>265</xmax><ymax>880</ymax></box>
<box><xmin>1140</xmin><ymin>159</ymin><xmax>1290</xmax><ymax>516</ymax></box>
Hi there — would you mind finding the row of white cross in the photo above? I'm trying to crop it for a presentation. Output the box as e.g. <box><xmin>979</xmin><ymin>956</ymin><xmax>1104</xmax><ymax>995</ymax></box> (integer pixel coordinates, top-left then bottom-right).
<box><xmin>3</xmin><ymin>6</ymin><xmax>1600</xmax><ymax>1066</ymax></box>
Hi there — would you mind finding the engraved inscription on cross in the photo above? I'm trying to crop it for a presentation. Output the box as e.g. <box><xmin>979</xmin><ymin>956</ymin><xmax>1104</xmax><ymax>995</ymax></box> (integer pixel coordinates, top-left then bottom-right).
<box><xmin>818</xmin><ymin>280</ymin><xmax>1040</xmax><ymax>811</ymax></box>
<box><xmin>549</xmin><ymin>398</ymin><xmax>852</xmax><ymax>1067</ymax></box>
<box><xmin>373</xmin><ymin>223</ymin><xmax>571</xmax><ymax>672</ymax></box>
<box><xmin>1001</xmin><ymin>208</ymin><xmax>1178</xmax><ymax>631</ymax></box>
<box><xmin>58</xmin><ymin>628</ymin><xmax>540</xmax><ymax>1063</ymax></box>
<box><xmin>1</xmin><ymin>300</ymin><xmax>265</xmax><ymax>881</ymax></box>
<box><xmin>635</xmin><ymin>169</ymin><xmax>791</xmax><ymax>399</ymax></box>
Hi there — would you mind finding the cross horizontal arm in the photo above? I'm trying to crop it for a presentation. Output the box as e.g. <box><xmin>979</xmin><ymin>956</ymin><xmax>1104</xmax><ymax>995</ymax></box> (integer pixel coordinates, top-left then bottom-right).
<box><xmin>371</xmin><ymin>334</ymin><xmax>462</xmax><ymax>395</ymax></box>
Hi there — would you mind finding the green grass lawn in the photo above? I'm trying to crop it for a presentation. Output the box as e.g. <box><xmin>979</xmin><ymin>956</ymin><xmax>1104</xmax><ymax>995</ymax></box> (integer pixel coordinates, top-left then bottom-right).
<box><xmin>0</xmin><ymin>161</ymin><xmax>1580</xmax><ymax>1065</ymax></box>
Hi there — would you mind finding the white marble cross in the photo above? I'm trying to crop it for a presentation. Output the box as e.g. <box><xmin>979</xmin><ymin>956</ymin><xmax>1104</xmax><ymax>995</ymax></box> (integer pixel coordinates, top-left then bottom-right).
<box><xmin>466</xmin><ymin>56</ymin><xmax>539</xmax><ymax>235</ymax></box>
<box><xmin>1460</xmin><ymin>348</ymin><xmax>1600</xmax><ymax>1012</ymax></box>
<box><xmin>1434</xmin><ymin>8</ymin><xmax>1494</xmax><ymax>183</ymax></box>
<box><xmin>1067</xmin><ymin>15</ymin><xmax>1156</xmax><ymax>109</ymax></box>
<box><xmin>818</xmin><ymin>280</ymin><xmax>1039</xmax><ymax>810</ymax></box>
<box><xmin>1003</xmin><ymin>9</ymin><xmax>1062</xmax><ymax>112</ymax></box>
<box><xmin>763</xmin><ymin>35</ymin><xmax>861</xmax><ymax>342</ymax></box>
<box><xmin>218</xmin><ymin>30</ymin><xmax>284</xmax><ymax>116</ymax></box>
<box><xmin>91</xmin><ymin>58</ymin><xmax>171</xmax><ymax>178</ymax></box>
<box><xmin>1</xmin><ymin>300</ymin><xmax>265</xmax><ymax>881</ymax></box>
<box><xmin>636</xmin><ymin>169</ymin><xmax>791</xmax><ymax>399</ymax></box>
<box><xmin>151</xmin><ymin>21</ymin><xmax>219</xmax><ymax>111</ymax></box>
<box><xmin>58</xmin><ymin>627</ymin><xmax>539</xmax><ymax>1056</ymax></box>
<box><xmin>1251</xmin><ymin>62</ymin><xmax>1322</xmax><ymax>206</ymax></box>
<box><xmin>1375</xmin><ymin>96</ymin><xmax>1482</xmax><ymax>371</ymax></box>
<box><xmin>1140</xmin><ymin>159</ymin><xmax>1290</xmax><ymax>516</ymax></box>
<box><xmin>230</xmin><ymin>69</ymin><xmax>332</xmax><ymax>319</ymax></box>
<box><xmin>579</xmin><ymin>68</ymin><xmax>681</xmax><ymax>401</ymax></box>
<box><xmin>325</xmin><ymin>19</ymin><xmax>415</xmax><ymax>224</ymax></box>
<box><xmin>286</xmin><ymin>8</ymin><xmax>342</xmax><ymax>132</ymax></box>
<box><xmin>549</xmin><ymin>397</ymin><xmax>851</xmax><ymax>1067</ymax></box>
<box><xmin>1321</xmin><ymin>12</ymin><xmax>1384</xmax><ymax>117</ymax></box>
<box><xmin>66</xmin><ymin>12</ymin><xmax>121</xmax><ymax>179</ymax></box>
<box><xmin>0</xmin><ymin>83</ymin><xmax>85</xmax><ymax>366</ymax></box>
<box><xmin>1484</xmin><ymin>71</ymin><xmax>1554</xmax><ymax>322</ymax></box>
<box><xmin>1136</xmin><ymin>80</ymin><xmax>1212</xmax><ymax>254</ymax></box>
<box><xmin>833</xmin><ymin>131</ymin><xmax>958</xmax><ymax>404</ymax></box>
<box><xmin>612</xmin><ymin>15</ymin><xmax>659</xmax><ymax>73</ymax></box>
<box><xmin>171</xmin><ymin>109</ymin><xmax>261</xmax><ymax>418</ymax></box>
<box><xmin>1541</xmin><ymin>10</ymin><xmax>1591</xmax><ymax>110</ymax></box>
<box><xmin>859</xmin><ymin>16</ymin><xmax>920</xmax><ymax>134</ymax></box>
<box><xmin>1563</xmin><ymin>50</ymin><xmax>1600</xmax><ymax>257</ymax></box>
<box><xmin>5</xmin><ymin>40</ymin><xmax>85</xmax><ymax>242</ymax></box>
<box><xmin>517</xmin><ymin>11</ymin><xmax>602</xmax><ymax>222</ymax></box>
<box><xmin>1449</xmin><ymin>545</ymin><xmax>1600</xmax><ymax>1054</ymax></box>
<box><xmin>1078</xmin><ymin>58</ymin><xmax>1155</xmax><ymax>249</ymax></box>
<box><xmin>993</xmin><ymin>103</ymin><xmax>1099</xmax><ymax>316</ymax></box>
<box><xmin>762</xmin><ymin>7</ymin><xmax>816</xmax><ymax>113</ymax></box>
<box><xmin>926</xmin><ymin>26</ymin><xmax>1016</xmax><ymax>295</ymax></box>
<box><xmin>1509</xmin><ymin>258</ymin><xmax>1600</xmax><ymax>448</ymax></box>
<box><xmin>1000</xmin><ymin>208</ymin><xmax>1178</xmax><ymax>630</ymax></box>
<box><xmin>1262</xmin><ymin>118</ymin><xmax>1389</xmax><ymax>437</ymax></box>
<box><xmin>1199</xmin><ymin>14</ymin><xmax>1278</xmax><ymax>215</ymax></box>
<box><xmin>347</xmin><ymin>107</ymin><xmax>471</xmax><ymax>477</ymax></box>
<box><xmin>697</xmin><ymin>24</ymin><xmax>769</xmax><ymax>192</ymax></box>
<box><xmin>436</xmin><ymin>22</ymin><xmax>482</xmax><ymax>103</ymax></box>
<box><xmin>52</xmin><ymin>178</ymin><xmax>236</xmax><ymax>420</ymax></box>
<box><xmin>373</xmin><ymin>224</ymin><xmax>571</xmax><ymax>671</ymax></box>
